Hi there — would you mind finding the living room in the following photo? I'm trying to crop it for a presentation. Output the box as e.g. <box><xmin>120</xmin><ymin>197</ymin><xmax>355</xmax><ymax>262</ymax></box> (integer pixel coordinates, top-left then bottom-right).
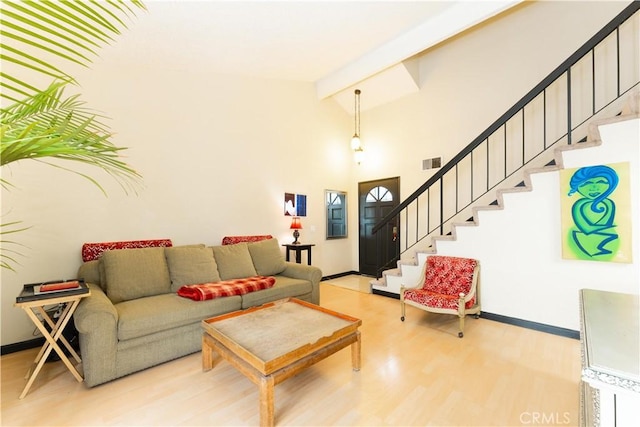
<box><xmin>1</xmin><ymin>1</ymin><xmax>639</xmax><ymax>425</ymax></box>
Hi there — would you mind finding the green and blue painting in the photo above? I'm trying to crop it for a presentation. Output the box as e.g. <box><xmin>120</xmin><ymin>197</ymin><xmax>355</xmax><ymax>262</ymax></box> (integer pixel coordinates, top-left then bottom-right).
<box><xmin>560</xmin><ymin>162</ymin><xmax>632</xmax><ymax>263</ymax></box>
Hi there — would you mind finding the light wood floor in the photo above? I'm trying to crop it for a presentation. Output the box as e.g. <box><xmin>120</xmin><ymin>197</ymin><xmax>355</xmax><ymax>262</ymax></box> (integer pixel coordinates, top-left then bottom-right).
<box><xmin>1</xmin><ymin>278</ymin><xmax>582</xmax><ymax>426</ymax></box>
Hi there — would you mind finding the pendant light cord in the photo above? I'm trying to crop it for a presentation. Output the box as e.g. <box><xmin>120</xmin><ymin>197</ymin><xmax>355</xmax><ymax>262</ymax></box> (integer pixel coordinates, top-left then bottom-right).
<box><xmin>354</xmin><ymin>89</ymin><xmax>361</xmax><ymax>137</ymax></box>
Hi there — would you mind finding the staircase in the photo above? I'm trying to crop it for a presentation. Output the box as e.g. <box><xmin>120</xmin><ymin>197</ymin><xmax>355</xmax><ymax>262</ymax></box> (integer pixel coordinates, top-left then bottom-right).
<box><xmin>372</xmin><ymin>88</ymin><xmax>639</xmax><ymax>297</ymax></box>
<box><xmin>370</xmin><ymin>3</ymin><xmax>640</xmax><ymax>297</ymax></box>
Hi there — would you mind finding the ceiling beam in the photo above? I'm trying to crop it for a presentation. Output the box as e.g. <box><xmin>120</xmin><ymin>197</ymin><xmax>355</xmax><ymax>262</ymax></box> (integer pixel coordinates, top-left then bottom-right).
<box><xmin>316</xmin><ymin>0</ymin><xmax>523</xmax><ymax>101</ymax></box>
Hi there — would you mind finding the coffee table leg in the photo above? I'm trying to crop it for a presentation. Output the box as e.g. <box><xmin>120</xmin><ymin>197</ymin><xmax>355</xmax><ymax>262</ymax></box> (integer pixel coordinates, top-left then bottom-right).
<box><xmin>202</xmin><ymin>334</ymin><xmax>218</xmax><ymax>371</ymax></box>
<box><xmin>259</xmin><ymin>375</ymin><xmax>275</xmax><ymax>427</ymax></box>
<box><xmin>351</xmin><ymin>331</ymin><xmax>361</xmax><ymax>371</ymax></box>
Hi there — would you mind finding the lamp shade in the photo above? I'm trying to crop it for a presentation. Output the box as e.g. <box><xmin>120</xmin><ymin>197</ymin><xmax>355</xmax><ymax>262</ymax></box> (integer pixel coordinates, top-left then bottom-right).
<box><xmin>351</xmin><ymin>135</ymin><xmax>361</xmax><ymax>150</ymax></box>
<box><xmin>290</xmin><ymin>216</ymin><xmax>302</xmax><ymax>244</ymax></box>
<box><xmin>354</xmin><ymin>146</ymin><xmax>364</xmax><ymax>164</ymax></box>
<box><xmin>290</xmin><ymin>217</ymin><xmax>302</xmax><ymax>229</ymax></box>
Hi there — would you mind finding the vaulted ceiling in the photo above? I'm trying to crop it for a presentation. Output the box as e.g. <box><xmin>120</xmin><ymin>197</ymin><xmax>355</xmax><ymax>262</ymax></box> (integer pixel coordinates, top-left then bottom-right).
<box><xmin>126</xmin><ymin>1</ymin><xmax>523</xmax><ymax>110</ymax></box>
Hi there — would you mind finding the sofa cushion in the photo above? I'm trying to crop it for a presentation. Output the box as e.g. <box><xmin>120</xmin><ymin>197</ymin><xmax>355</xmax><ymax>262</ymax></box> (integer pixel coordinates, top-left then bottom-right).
<box><xmin>99</xmin><ymin>259</ymin><xmax>107</xmax><ymax>291</ymax></box>
<box><xmin>248</xmin><ymin>238</ymin><xmax>286</xmax><ymax>276</ymax></box>
<box><xmin>211</xmin><ymin>243</ymin><xmax>257</xmax><ymax>280</ymax></box>
<box><xmin>115</xmin><ymin>293</ymin><xmax>242</xmax><ymax>341</ymax></box>
<box><xmin>101</xmin><ymin>247</ymin><xmax>171</xmax><ymax>304</ymax></box>
<box><xmin>165</xmin><ymin>246</ymin><xmax>220</xmax><ymax>292</ymax></box>
<box><xmin>241</xmin><ymin>275</ymin><xmax>312</xmax><ymax>309</ymax></box>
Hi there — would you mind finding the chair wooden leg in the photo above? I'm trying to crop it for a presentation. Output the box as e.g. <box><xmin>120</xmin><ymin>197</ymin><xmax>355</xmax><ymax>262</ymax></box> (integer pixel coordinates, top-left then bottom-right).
<box><xmin>458</xmin><ymin>315</ymin><xmax>465</xmax><ymax>338</ymax></box>
<box><xmin>458</xmin><ymin>292</ymin><xmax>466</xmax><ymax>338</ymax></box>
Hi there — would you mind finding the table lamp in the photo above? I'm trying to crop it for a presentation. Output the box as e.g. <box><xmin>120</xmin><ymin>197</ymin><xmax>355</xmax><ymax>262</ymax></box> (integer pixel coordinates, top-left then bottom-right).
<box><xmin>290</xmin><ymin>216</ymin><xmax>302</xmax><ymax>244</ymax></box>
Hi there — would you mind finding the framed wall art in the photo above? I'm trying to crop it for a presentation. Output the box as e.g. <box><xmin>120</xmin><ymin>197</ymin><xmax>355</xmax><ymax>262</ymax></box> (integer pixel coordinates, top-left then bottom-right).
<box><xmin>559</xmin><ymin>162</ymin><xmax>632</xmax><ymax>263</ymax></box>
<box><xmin>284</xmin><ymin>193</ymin><xmax>307</xmax><ymax>217</ymax></box>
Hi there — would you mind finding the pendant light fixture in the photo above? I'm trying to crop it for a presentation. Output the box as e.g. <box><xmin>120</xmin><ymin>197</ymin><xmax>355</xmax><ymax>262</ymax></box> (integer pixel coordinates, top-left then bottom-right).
<box><xmin>351</xmin><ymin>89</ymin><xmax>362</xmax><ymax>150</ymax></box>
<box><xmin>351</xmin><ymin>89</ymin><xmax>364</xmax><ymax>164</ymax></box>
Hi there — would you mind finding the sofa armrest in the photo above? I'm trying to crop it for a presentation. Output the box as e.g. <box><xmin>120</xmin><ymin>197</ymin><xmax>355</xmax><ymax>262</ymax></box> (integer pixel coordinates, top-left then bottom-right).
<box><xmin>78</xmin><ymin>260</ymin><xmax>102</xmax><ymax>289</ymax></box>
<box><xmin>74</xmin><ymin>283</ymin><xmax>117</xmax><ymax>332</ymax></box>
<box><xmin>280</xmin><ymin>262</ymin><xmax>322</xmax><ymax>304</ymax></box>
<box><xmin>73</xmin><ymin>283</ymin><xmax>119</xmax><ymax>387</ymax></box>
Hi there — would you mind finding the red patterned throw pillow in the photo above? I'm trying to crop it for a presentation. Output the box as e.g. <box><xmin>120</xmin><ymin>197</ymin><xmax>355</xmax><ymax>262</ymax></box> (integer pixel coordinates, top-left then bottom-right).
<box><xmin>82</xmin><ymin>239</ymin><xmax>173</xmax><ymax>262</ymax></box>
<box><xmin>221</xmin><ymin>235</ymin><xmax>273</xmax><ymax>245</ymax></box>
<box><xmin>177</xmin><ymin>276</ymin><xmax>276</xmax><ymax>301</ymax></box>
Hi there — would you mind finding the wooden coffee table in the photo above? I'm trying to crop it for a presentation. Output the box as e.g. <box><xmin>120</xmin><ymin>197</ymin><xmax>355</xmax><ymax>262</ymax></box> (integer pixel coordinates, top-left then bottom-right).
<box><xmin>201</xmin><ymin>298</ymin><xmax>362</xmax><ymax>426</ymax></box>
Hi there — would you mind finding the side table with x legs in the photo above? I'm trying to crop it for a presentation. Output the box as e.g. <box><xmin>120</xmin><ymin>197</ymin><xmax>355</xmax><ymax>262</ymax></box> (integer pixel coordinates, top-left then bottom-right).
<box><xmin>14</xmin><ymin>281</ymin><xmax>90</xmax><ymax>399</ymax></box>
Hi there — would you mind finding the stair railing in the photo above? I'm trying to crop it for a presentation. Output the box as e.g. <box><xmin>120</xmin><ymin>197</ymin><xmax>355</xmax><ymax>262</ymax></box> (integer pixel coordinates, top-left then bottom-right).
<box><xmin>371</xmin><ymin>2</ymin><xmax>640</xmax><ymax>278</ymax></box>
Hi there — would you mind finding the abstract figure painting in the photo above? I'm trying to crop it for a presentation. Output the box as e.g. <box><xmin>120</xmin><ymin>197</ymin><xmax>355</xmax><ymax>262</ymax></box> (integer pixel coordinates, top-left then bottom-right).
<box><xmin>560</xmin><ymin>162</ymin><xmax>632</xmax><ymax>263</ymax></box>
<box><xmin>296</xmin><ymin>194</ymin><xmax>307</xmax><ymax>217</ymax></box>
<box><xmin>284</xmin><ymin>193</ymin><xmax>296</xmax><ymax>216</ymax></box>
<box><xmin>284</xmin><ymin>193</ymin><xmax>307</xmax><ymax>217</ymax></box>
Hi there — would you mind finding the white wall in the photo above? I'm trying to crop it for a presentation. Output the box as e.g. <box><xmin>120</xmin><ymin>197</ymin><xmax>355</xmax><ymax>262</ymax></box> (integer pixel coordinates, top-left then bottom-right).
<box><xmin>1</xmin><ymin>1</ymin><xmax>632</xmax><ymax>345</ymax></box>
<box><xmin>1</xmin><ymin>19</ymin><xmax>356</xmax><ymax>345</ymax></box>
<box><xmin>351</xmin><ymin>1</ymin><xmax>632</xmax><ymax>197</ymax></box>
<box><xmin>347</xmin><ymin>1</ymin><xmax>636</xmax><ymax>331</ymax></box>
<box><xmin>435</xmin><ymin>116</ymin><xmax>639</xmax><ymax>331</ymax></box>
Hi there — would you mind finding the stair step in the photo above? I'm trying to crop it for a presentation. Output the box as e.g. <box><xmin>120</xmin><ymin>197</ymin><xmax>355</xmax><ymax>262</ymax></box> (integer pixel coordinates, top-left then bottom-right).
<box><xmin>369</xmin><ymin>278</ymin><xmax>386</xmax><ymax>287</ymax></box>
<box><xmin>383</xmin><ymin>268</ymin><xmax>401</xmax><ymax>277</ymax></box>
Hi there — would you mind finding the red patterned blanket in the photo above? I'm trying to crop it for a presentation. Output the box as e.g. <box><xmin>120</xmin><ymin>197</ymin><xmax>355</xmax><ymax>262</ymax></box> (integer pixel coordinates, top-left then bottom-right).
<box><xmin>177</xmin><ymin>276</ymin><xmax>276</xmax><ymax>301</ymax></box>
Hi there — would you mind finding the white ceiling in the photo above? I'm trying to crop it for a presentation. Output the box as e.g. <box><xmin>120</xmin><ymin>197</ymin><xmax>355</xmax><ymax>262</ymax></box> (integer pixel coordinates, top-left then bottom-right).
<box><xmin>129</xmin><ymin>1</ymin><xmax>522</xmax><ymax>108</ymax></box>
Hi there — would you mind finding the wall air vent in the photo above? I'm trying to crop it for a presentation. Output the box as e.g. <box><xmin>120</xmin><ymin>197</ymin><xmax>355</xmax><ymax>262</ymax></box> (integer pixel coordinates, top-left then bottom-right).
<box><xmin>422</xmin><ymin>157</ymin><xmax>442</xmax><ymax>170</ymax></box>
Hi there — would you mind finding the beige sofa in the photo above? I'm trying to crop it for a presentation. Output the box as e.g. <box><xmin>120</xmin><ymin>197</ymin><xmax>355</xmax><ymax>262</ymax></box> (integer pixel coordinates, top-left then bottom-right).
<box><xmin>74</xmin><ymin>238</ymin><xmax>322</xmax><ymax>387</ymax></box>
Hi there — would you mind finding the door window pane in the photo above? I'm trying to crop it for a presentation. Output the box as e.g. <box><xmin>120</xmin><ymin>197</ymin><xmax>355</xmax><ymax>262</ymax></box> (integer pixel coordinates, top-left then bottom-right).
<box><xmin>365</xmin><ymin>186</ymin><xmax>393</xmax><ymax>203</ymax></box>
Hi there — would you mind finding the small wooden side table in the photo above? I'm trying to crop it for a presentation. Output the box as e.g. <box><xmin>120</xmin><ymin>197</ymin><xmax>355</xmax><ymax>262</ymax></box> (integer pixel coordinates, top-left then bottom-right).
<box><xmin>14</xmin><ymin>282</ymin><xmax>90</xmax><ymax>399</ymax></box>
<box><xmin>282</xmin><ymin>243</ymin><xmax>315</xmax><ymax>265</ymax></box>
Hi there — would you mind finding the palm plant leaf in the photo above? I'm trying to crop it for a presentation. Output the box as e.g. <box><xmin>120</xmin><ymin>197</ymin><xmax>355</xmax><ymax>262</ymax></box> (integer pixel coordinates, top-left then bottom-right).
<box><xmin>1</xmin><ymin>80</ymin><xmax>141</xmax><ymax>194</ymax></box>
<box><xmin>1</xmin><ymin>0</ymin><xmax>146</xmax><ymax>271</ymax></box>
<box><xmin>0</xmin><ymin>0</ymin><xmax>146</xmax><ymax>186</ymax></box>
<box><xmin>1</xmin><ymin>0</ymin><xmax>146</xmax><ymax>101</ymax></box>
<box><xmin>0</xmin><ymin>220</ymin><xmax>30</xmax><ymax>272</ymax></box>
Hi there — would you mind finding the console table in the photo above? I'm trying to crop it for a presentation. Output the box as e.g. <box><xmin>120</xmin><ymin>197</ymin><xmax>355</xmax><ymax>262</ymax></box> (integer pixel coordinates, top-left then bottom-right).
<box><xmin>579</xmin><ymin>289</ymin><xmax>639</xmax><ymax>427</ymax></box>
<box><xmin>282</xmin><ymin>243</ymin><xmax>315</xmax><ymax>265</ymax></box>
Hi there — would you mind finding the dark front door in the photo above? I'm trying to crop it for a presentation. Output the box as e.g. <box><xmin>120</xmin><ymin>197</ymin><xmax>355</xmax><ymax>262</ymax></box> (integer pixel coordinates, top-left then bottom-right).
<box><xmin>358</xmin><ymin>177</ymin><xmax>400</xmax><ymax>276</ymax></box>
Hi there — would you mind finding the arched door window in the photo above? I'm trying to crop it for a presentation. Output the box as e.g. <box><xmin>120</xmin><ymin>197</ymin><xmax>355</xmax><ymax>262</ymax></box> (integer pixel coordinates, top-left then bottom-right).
<box><xmin>365</xmin><ymin>186</ymin><xmax>393</xmax><ymax>203</ymax></box>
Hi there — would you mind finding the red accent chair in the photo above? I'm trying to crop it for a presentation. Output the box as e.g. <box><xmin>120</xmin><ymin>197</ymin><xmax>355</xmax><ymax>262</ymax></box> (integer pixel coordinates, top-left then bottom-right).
<box><xmin>400</xmin><ymin>255</ymin><xmax>480</xmax><ymax>338</ymax></box>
